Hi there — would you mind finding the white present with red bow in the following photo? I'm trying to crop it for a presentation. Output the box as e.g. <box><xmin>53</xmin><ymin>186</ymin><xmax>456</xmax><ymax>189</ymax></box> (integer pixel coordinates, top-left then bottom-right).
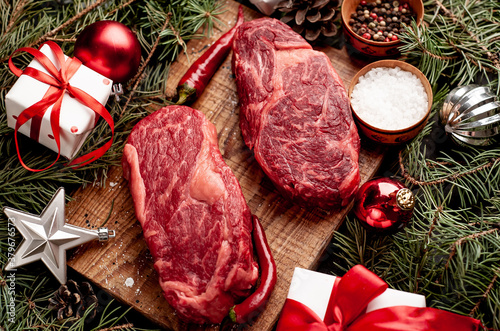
<box><xmin>5</xmin><ymin>43</ymin><xmax>113</xmax><ymax>160</ymax></box>
<box><xmin>285</xmin><ymin>267</ymin><xmax>426</xmax><ymax>322</ymax></box>
<box><xmin>276</xmin><ymin>266</ymin><xmax>482</xmax><ymax>330</ymax></box>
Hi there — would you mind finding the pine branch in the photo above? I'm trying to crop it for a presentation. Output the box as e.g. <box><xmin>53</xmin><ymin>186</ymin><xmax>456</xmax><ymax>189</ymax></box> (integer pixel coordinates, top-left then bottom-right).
<box><xmin>399</xmin><ymin>0</ymin><xmax>500</xmax><ymax>91</ymax></box>
<box><xmin>331</xmin><ymin>68</ymin><xmax>500</xmax><ymax>328</ymax></box>
<box><xmin>0</xmin><ymin>0</ymin><xmax>226</xmax><ymax>206</ymax></box>
<box><xmin>96</xmin><ymin>323</ymin><xmax>135</xmax><ymax>331</ymax></box>
<box><xmin>32</xmin><ymin>0</ymin><xmax>109</xmax><ymax>47</ymax></box>
<box><xmin>444</xmin><ymin>228</ymin><xmax>499</xmax><ymax>271</ymax></box>
<box><xmin>470</xmin><ymin>269</ymin><xmax>499</xmax><ymax>316</ymax></box>
<box><xmin>434</xmin><ymin>0</ymin><xmax>500</xmax><ymax>71</ymax></box>
<box><xmin>399</xmin><ymin>150</ymin><xmax>500</xmax><ymax>186</ymax></box>
<box><xmin>121</xmin><ymin>13</ymin><xmax>173</xmax><ymax>116</ymax></box>
<box><xmin>4</xmin><ymin>0</ymin><xmax>29</xmax><ymax>36</ymax></box>
<box><xmin>107</xmin><ymin>0</ymin><xmax>137</xmax><ymax>17</ymax></box>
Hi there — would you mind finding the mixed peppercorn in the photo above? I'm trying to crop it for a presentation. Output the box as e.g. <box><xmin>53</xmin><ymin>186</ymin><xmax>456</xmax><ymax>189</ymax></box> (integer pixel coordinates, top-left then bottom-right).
<box><xmin>348</xmin><ymin>0</ymin><xmax>416</xmax><ymax>42</ymax></box>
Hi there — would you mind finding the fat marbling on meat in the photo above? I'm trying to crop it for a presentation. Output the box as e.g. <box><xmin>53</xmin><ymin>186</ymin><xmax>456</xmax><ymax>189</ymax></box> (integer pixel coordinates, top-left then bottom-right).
<box><xmin>232</xmin><ymin>18</ymin><xmax>360</xmax><ymax>209</ymax></box>
<box><xmin>122</xmin><ymin>105</ymin><xmax>259</xmax><ymax>324</ymax></box>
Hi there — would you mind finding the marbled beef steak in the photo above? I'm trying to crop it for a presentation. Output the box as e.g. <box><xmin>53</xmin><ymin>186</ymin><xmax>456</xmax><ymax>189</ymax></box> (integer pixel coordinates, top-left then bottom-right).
<box><xmin>232</xmin><ymin>18</ymin><xmax>360</xmax><ymax>209</ymax></box>
<box><xmin>122</xmin><ymin>106</ymin><xmax>259</xmax><ymax>324</ymax></box>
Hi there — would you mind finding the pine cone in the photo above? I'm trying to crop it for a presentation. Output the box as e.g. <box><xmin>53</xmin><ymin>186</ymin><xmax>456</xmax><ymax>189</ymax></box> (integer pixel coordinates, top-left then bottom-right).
<box><xmin>48</xmin><ymin>280</ymin><xmax>98</xmax><ymax>321</ymax></box>
<box><xmin>275</xmin><ymin>0</ymin><xmax>341</xmax><ymax>41</ymax></box>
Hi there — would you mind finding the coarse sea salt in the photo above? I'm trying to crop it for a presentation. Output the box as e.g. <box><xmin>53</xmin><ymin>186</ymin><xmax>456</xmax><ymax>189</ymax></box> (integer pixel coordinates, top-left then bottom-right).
<box><xmin>350</xmin><ymin>66</ymin><xmax>428</xmax><ymax>131</ymax></box>
<box><xmin>125</xmin><ymin>277</ymin><xmax>134</xmax><ymax>287</ymax></box>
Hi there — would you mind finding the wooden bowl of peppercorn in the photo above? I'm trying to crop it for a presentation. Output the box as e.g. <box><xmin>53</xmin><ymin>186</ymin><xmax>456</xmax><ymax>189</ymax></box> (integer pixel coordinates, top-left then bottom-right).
<box><xmin>341</xmin><ymin>0</ymin><xmax>424</xmax><ymax>57</ymax></box>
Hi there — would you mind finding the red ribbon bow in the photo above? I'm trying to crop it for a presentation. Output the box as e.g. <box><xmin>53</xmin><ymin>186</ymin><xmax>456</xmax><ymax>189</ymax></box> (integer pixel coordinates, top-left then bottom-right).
<box><xmin>8</xmin><ymin>41</ymin><xmax>114</xmax><ymax>171</ymax></box>
<box><xmin>276</xmin><ymin>265</ymin><xmax>482</xmax><ymax>331</ymax></box>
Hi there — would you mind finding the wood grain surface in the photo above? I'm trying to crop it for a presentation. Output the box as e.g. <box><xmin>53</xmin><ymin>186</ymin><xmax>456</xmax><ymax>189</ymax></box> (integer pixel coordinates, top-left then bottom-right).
<box><xmin>66</xmin><ymin>1</ymin><xmax>385</xmax><ymax>330</ymax></box>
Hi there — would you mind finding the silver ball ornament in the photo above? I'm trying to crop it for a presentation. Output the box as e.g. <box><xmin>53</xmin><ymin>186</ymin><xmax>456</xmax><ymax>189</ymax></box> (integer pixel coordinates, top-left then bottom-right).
<box><xmin>440</xmin><ymin>84</ymin><xmax>500</xmax><ymax>146</ymax></box>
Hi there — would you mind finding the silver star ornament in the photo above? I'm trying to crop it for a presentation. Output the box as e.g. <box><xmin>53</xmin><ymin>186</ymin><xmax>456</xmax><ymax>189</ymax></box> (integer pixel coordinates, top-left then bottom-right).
<box><xmin>3</xmin><ymin>187</ymin><xmax>115</xmax><ymax>284</ymax></box>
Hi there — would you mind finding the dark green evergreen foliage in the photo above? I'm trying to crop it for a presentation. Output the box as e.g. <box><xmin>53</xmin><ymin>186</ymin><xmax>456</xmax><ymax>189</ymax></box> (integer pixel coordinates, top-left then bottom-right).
<box><xmin>0</xmin><ymin>0</ymin><xmax>224</xmax><ymax>329</ymax></box>
<box><xmin>331</xmin><ymin>1</ymin><xmax>500</xmax><ymax>328</ymax></box>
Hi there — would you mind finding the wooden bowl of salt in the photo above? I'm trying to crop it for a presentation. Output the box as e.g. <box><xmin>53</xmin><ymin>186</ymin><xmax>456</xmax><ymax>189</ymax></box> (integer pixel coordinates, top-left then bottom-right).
<box><xmin>348</xmin><ymin>60</ymin><xmax>433</xmax><ymax>145</ymax></box>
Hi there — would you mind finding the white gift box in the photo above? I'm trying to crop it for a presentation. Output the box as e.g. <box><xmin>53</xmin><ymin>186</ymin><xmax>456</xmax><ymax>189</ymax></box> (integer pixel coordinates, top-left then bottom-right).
<box><xmin>286</xmin><ymin>267</ymin><xmax>426</xmax><ymax>321</ymax></box>
<box><xmin>250</xmin><ymin>0</ymin><xmax>281</xmax><ymax>16</ymax></box>
<box><xmin>5</xmin><ymin>44</ymin><xmax>113</xmax><ymax>159</ymax></box>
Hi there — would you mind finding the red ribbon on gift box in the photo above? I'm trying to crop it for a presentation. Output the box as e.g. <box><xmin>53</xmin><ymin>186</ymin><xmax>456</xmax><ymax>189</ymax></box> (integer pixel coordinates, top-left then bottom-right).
<box><xmin>8</xmin><ymin>41</ymin><xmax>114</xmax><ymax>172</ymax></box>
<box><xmin>276</xmin><ymin>265</ymin><xmax>483</xmax><ymax>331</ymax></box>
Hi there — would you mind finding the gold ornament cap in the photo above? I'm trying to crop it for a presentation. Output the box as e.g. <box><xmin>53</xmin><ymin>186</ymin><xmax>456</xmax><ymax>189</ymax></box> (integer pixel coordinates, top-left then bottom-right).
<box><xmin>396</xmin><ymin>188</ymin><xmax>415</xmax><ymax>211</ymax></box>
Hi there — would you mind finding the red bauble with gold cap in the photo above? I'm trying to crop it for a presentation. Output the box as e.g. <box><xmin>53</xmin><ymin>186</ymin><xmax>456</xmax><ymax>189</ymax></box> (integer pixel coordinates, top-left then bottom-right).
<box><xmin>74</xmin><ymin>20</ymin><xmax>141</xmax><ymax>83</ymax></box>
<box><xmin>353</xmin><ymin>177</ymin><xmax>415</xmax><ymax>233</ymax></box>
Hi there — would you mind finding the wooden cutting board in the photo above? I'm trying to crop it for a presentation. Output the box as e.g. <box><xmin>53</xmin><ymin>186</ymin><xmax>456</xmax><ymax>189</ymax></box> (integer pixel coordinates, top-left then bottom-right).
<box><xmin>66</xmin><ymin>1</ymin><xmax>385</xmax><ymax>330</ymax></box>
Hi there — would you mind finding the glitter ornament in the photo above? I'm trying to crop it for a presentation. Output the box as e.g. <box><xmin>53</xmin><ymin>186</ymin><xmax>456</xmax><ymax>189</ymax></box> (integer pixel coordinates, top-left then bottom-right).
<box><xmin>353</xmin><ymin>177</ymin><xmax>415</xmax><ymax>233</ymax></box>
<box><xmin>74</xmin><ymin>21</ymin><xmax>141</xmax><ymax>83</ymax></box>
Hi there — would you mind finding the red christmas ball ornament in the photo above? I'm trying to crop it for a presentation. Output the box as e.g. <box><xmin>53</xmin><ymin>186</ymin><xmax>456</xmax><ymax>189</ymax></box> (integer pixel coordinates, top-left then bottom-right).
<box><xmin>353</xmin><ymin>177</ymin><xmax>415</xmax><ymax>233</ymax></box>
<box><xmin>74</xmin><ymin>20</ymin><xmax>141</xmax><ymax>83</ymax></box>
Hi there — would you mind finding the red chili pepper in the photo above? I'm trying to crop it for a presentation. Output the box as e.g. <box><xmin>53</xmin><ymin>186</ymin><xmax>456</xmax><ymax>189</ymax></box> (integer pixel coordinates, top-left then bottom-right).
<box><xmin>176</xmin><ymin>5</ymin><xmax>244</xmax><ymax>105</ymax></box>
<box><xmin>229</xmin><ymin>215</ymin><xmax>277</xmax><ymax>325</ymax></box>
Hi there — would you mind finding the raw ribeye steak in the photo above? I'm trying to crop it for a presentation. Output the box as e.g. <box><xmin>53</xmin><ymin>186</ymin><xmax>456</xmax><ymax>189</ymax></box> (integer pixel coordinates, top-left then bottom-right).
<box><xmin>232</xmin><ymin>18</ymin><xmax>360</xmax><ymax>209</ymax></box>
<box><xmin>122</xmin><ymin>105</ymin><xmax>259</xmax><ymax>324</ymax></box>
